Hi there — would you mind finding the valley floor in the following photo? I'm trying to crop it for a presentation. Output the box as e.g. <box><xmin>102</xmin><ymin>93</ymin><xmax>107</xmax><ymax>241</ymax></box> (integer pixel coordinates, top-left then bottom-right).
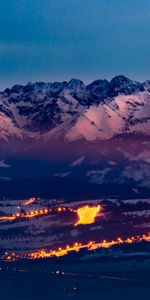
<box><xmin>0</xmin><ymin>258</ymin><xmax>150</xmax><ymax>300</ymax></box>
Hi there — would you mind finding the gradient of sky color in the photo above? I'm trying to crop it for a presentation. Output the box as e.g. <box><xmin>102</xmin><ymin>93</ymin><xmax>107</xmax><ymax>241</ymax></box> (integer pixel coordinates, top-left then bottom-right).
<box><xmin>0</xmin><ymin>0</ymin><xmax>150</xmax><ymax>89</ymax></box>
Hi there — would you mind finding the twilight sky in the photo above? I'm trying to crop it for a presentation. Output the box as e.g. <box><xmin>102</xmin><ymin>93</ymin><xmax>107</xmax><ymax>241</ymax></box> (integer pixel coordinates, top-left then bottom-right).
<box><xmin>0</xmin><ymin>0</ymin><xmax>150</xmax><ymax>89</ymax></box>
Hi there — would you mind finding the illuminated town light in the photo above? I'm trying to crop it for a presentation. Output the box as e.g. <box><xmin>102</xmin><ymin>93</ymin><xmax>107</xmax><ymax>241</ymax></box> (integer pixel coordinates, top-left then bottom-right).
<box><xmin>75</xmin><ymin>205</ymin><xmax>101</xmax><ymax>226</ymax></box>
<box><xmin>23</xmin><ymin>198</ymin><xmax>36</xmax><ymax>206</ymax></box>
<box><xmin>2</xmin><ymin>233</ymin><xmax>149</xmax><ymax>261</ymax></box>
<box><xmin>0</xmin><ymin>204</ymin><xmax>101</xmax><ymax>225</ymax></box>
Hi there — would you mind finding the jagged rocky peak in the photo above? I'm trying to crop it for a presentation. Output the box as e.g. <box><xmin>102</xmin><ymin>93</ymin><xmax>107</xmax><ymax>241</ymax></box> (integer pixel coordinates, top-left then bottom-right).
<box><xmin>87</xmin><ymin>79</ymin><xmax>110</xmax><ymax>94</ymax></box>
<box><xmin>86</xmin><ymin>75</ymin><xmax>146</xmax><ymax>99</ymax></box>
<box><xmin>3</xmin><ymin>82</ymin><xmax>46</xmax><ymax>96</ymax></box>
<box><xmin>110</xmin><ymin>75</ymin><xmax>132</xmax><ymax>86</ymax></box>
<box><xmin>3</xmin><ymin>84</ymin><xmax>24</xmax><ymax>95</ymax></box>
<box><xmin>50</xmin><ymin>81</ymin><xmax>67</xmax><ymax>92</ymax></box>
<box><xmin>109</xmin><ymin>75</ymin><xmax>144</xmax><ymax>95</ymax></box>
<box><xmin>66</xmin><ymin>78</ymin><xmax>85</xmax><ymax>90</ymax></box>
<box><xmin>0</xmin><ymin>75</ymin><xmax>150</xmax><ymax>142</ymax></box>
<box><xmin>143</xmin><ymin>80</ymin><xmax>150</xmax><ymax>91</ymax></box>
<box><xmin>1</xmin><ymin>75</ymin><xmax>147</xmax><ymax>100</ymax></box>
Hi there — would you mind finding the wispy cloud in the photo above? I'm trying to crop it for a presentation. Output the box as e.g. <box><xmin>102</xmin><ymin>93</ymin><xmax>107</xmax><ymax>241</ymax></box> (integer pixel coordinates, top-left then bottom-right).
<box><xmin>0</xmin><ymin>160</ymin><xmax>11</xmax><ymax>168</ymax></box>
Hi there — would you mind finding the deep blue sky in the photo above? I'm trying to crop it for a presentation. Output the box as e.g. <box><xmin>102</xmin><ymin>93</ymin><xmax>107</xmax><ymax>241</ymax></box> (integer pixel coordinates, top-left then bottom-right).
<box><xmin>0</xmin><ymin>0</ymin><xmax>150</xmax><ymax>89</ymax></box>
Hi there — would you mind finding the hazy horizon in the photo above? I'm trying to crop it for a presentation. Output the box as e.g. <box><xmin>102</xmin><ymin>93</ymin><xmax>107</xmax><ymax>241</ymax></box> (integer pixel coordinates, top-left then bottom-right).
<box><xmin>1</xmin><ymin>0</ymin><xmax>150</xmax><ymax>89</ymax></box>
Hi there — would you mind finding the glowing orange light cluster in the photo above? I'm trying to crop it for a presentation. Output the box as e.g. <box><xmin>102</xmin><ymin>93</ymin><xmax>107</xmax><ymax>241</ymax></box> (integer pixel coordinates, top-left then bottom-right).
<box><xmin>23</xmin><ymin>198</ymin><xmax>36</xmax><ymax>206</ymax></box>
<box><xmin>0</xmin><ymin>206</ymin><xmax>76</xmax><ymax>222</ymax></box>
<box><xmin>0</xmin><ymin>216</ymin><xmax>16</xmax><ymax>221</ymax></box>
<box><xmin>75</xmin><ymin>205</ymin><xmax>101</xmax><ymax>226</ymax></box>
<box><xmin>2</xmin><ymin>233</ymin><xmax>149</xmax><ymax>261</ymax></box>
<box><xmin>0</xmin><ymin>205</ymin><xmax>102</xmax><ymax>225</ymax></box>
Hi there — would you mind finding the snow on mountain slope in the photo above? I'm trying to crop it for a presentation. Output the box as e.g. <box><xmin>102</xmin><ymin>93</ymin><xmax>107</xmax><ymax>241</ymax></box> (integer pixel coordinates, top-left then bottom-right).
<box><xmin>0</xmin><ymin>75</ymin><xmax>150</xmax><ymax>142</ymax></box>
<box><xmin>66</xmin><ymin>92</ymin><xmax>150</xmax><ymax>141</ymax></box>
<box><xmin>0</xmin><ymin>112</ymin><xmax>23</xmax><ymax>141</ymax></box>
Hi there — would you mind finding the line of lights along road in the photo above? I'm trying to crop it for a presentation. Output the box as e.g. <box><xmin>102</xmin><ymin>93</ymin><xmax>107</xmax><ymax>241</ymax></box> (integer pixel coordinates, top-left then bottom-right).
<box><xmin>0</xmin><ymin>199</ymin><xmax>149</xmax><ymax>262</ymax></box>
<box><xmin>2</xmin><ymin>233</ymin><xmax>150</xmax><ymax>261</ymax></box>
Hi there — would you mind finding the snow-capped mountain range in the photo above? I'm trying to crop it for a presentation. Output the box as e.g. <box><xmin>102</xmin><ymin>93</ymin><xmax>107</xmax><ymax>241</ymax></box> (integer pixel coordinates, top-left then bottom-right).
<box><xmin>0</xmin><ymin>75</ymin><xmax>150</xmax><ymax>142</ymax></box>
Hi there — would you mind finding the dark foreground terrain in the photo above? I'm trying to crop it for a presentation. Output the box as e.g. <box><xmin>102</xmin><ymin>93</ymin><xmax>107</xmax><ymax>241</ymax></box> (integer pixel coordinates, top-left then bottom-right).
<box><xmin>0</xmin><ymin>254</ymin><xmax>150</xmax><ymax>300</ymax></box>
